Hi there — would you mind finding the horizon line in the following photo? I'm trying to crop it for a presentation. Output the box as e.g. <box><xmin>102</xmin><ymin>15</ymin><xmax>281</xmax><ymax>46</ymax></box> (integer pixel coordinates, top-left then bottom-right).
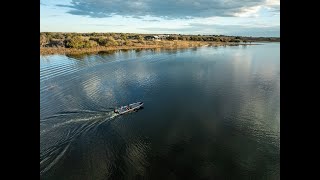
<box><xmin>40</xmin><ymin>31</ymin><xmax>280</xmax><ymax>38</ymax></box>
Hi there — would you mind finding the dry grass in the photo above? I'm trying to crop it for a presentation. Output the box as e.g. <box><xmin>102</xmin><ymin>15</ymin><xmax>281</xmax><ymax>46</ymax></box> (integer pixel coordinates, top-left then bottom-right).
<box><xmin>40</xmin><ymin>40</ymin><xmax>254</xmax><ymax>55</ymax></box>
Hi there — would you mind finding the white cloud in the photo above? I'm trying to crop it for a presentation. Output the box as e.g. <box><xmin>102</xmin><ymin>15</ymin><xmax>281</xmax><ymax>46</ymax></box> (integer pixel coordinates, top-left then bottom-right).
<box><xmin>57</xmin><ymin>0</ymin><xmax>269</xmax><ymax>18</ymax></box>
<box><xmin>41</xmin><ymin>0</ymin><xmax>280</xmax><ymax>36</ymax></box>
<box><xmin>234</xmin><ymin>5</ymin><xmax>262</xmax><ymax>17</ymax></box>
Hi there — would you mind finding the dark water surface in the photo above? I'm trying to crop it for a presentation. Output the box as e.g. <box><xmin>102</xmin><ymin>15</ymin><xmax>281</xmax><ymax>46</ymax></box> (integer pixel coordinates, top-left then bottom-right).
<box><xmin>40</xmin><ymin>43</ymin><xmax>280</xmax><ymax>179</ymax></box>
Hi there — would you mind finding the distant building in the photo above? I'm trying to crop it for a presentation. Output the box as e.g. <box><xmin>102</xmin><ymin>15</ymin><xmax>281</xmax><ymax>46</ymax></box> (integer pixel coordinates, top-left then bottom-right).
<box><xmin>144</xmin><ymin>35</ymin><xmax>159</xmax><ymax>41</ymax></box>
<box><xmin>145</xmin><ymin>35</ymin><xmax>170</xmax><ymax>41</ymax></box>
<box><xmin>158</xmin><ymin>35</ymin><xmax>169</xmax><ymax>40</ymax></box>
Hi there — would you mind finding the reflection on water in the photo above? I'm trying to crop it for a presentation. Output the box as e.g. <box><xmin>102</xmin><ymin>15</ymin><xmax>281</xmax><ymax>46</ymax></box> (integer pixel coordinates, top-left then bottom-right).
<box><xmin>40</xmin><ymin>43</ymin><xmax>280</xmax><ymax>179</ymax></box>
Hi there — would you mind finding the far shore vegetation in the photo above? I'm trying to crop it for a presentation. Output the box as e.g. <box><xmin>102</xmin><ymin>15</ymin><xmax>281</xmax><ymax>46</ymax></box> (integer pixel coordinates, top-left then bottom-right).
<box><xmin>40</xmin><ymin>32</ymin><xmax>280</xmax><ymax>55</ymax></box>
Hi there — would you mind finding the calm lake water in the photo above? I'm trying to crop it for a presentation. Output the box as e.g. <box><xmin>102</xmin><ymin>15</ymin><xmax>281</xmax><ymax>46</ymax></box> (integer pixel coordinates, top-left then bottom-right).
<box><xmin>40</xmin><ymin>43</ymin><xmax>280</xmax><ymax>180</ymax></box>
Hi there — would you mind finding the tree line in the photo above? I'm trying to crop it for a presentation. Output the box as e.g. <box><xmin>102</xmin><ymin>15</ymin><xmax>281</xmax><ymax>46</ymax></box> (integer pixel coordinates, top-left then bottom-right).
<box><xmin>40</xmin><ymin>32</ymin><xmax>280</xmax><ymax>48</ymax></box>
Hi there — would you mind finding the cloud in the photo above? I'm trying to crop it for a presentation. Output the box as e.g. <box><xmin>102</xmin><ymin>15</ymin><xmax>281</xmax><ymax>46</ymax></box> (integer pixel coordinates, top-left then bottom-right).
<box><xmin>48</xmin><ymin>15</ymin><xmax>61</xmax><ymax>17</ymax></box>
<box><xmin>57</xmin><ymin>0</ymin><xmax>278</xmax><ymax>19</ymax></box>
<box><xmin>40</xmin><ymin>1</ymin><xmax>49</xmax><ymax>6</ymax></box>
<box><xmin>92</xmin><ymin>24</ymin><xmax>125</xmax><ymax>27</ymax></box>
<box><xmin>142</xmin><ymin>19</ymin><xmax>160</xmax><ymax>22</ymax></box>
<box><xmin>266</xmin><ymin>0</ymin><xmax>280</xmax><ymax>9</ymax></box>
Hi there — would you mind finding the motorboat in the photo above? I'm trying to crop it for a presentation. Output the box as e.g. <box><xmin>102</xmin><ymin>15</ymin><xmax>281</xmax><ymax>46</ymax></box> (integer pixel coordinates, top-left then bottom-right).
<box><xmin>114</xmin><ymin>102</ymin><xmax>144</xmax><ymax>115</ymax></box>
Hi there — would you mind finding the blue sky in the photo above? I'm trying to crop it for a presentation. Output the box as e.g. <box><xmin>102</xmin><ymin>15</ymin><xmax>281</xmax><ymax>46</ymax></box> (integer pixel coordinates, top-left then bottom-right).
<box><xmin>40</xmin><ymin>0</ymin><xmax>280</xmax><ymax>37</ymax></box>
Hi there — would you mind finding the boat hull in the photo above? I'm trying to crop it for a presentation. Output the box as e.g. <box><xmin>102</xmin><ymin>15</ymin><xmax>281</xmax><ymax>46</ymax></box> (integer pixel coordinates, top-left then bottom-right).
<box><xmin>115</xmin><ymin>102</ymin><xmax>144</xmax><ymax>115</ymax></box>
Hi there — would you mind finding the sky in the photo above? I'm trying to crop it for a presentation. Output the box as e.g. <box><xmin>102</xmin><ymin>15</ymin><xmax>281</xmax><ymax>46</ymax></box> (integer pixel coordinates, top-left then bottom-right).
<box><xmin>40</xmin><ymin>0</ymin><xmax>280</xmax><ymax>37</ymax></box>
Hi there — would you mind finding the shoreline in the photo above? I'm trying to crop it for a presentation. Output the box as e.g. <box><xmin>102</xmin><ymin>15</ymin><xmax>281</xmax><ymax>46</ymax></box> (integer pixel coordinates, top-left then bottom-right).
<box><xmin>40</xmin><ymin>41</ymin><xmax>260</xmax><ymax>55</ymax></box>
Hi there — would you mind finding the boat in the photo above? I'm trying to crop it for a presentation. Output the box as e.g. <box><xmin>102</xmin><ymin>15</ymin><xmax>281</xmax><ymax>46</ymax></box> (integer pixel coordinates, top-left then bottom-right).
<box><xmin>114</xmin><ymin>102</ymin><xmax>144</xmax><ymax>115</ymax></box>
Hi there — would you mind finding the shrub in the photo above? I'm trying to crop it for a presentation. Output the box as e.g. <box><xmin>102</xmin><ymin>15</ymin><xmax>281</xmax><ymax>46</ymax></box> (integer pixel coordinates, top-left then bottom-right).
<box><xmin>83</xmin><ymin>40</ymin><xmax>98</xmax><ymax>48</ymax></box>
<box><xmin>40</xmin><ymin>35</ymin><xmax>48</xmax><ymax>46</ymax></box>
<box><xmin>124</xmin><ymin>40</ymin><xmax>133</xmax><ymax>46</ymax></box>
<box><xmin>106</xmin><ymin>36</ymin><xmax>118</xmax><ymax>46</ymax></box>
<box><xmin>65</xmin><ymin>36</ymin><xmax>86</xmax><ymax>48</ymax></box>
<box><xmin>51</xmin><ymin>33</ymin><xmax>64</xmax><ymax>39</ymax></box>
<box><xmin>89</xmin><ymin>37</ymin><xmax>100</xmax><ymax>42</ymax></box>
<box><xmin>137</xmin><ymin>35</ymin><xmax>144</xmax><ymax>43</ymax></box>
<box><xmin>47</xmin><ymin>39</ymin><xmax>65</xmax><ymax>47</ymax></box>
<box><xmin>97</xmin><ymin>37</ymin><xmax>108</xmax><ymax>46</ymax></box>
<box><xmin>120</xmin><ymin>34</ymin><xmax>128</xmax><ymax>40</ymax></box>
<box><xmin>229</xmin><ymin>39</ymin><xmax>241</xmax><ymax>43</ymax></box>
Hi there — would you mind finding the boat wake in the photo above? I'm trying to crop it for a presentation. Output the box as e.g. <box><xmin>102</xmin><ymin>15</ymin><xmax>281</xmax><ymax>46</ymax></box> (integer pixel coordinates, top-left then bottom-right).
<box><xmin>40</xmin><ymin>109</ymin><xmax>119</xmax><ymax>175</ymax></box>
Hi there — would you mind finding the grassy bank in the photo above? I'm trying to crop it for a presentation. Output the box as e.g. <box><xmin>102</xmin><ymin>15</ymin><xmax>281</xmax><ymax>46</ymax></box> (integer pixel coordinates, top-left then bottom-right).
<box><xmin>40</xmin><ymin>40</ymin><xmax>255</xmax><ymax>55</ymax></box>
<box><xmin>40</xmin><ymin>32</ymin><xmax>276</xmax><ymax>55</ymax></box>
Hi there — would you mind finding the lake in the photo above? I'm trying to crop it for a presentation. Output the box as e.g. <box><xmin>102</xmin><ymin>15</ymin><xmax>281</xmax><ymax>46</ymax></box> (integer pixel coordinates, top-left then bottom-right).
<box><xmin>40</xmin><ymin>43</ymin><xmax>280</xmax><ymax>179</ymax></box>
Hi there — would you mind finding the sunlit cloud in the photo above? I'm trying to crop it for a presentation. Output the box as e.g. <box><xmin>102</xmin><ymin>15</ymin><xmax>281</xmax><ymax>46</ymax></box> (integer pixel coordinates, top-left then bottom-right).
<box><xmin>40</xmin><ymin>0</ymin><xmax>280</xmax><ymax>36</ymax></box>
